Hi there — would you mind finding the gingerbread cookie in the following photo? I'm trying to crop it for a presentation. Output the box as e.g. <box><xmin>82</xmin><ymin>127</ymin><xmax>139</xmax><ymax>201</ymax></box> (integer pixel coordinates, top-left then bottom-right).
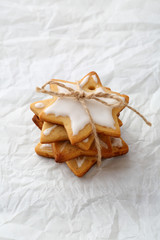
<box><xmin>34</xmin><ymin>137</ymin><xmax>128</xmax><ymax>177</ymax></box>
<box><xmin>35</xmin><ymin>143</ymin><xmax>97</xmax><ymax>177</ymax></box>
<box><xmin>30</xmin><ymin>71</ymin><xmax>132</xmax><ymax>177</ymax></box>
<box><xmin>39</xmin><ymin>72</ymin><xmax>129</xmax><ymax>144</ymax></box>
<box><xmin>66</xmin><ymin>137</ymin><xmax>128</xmax><ymax>177</ymax></box>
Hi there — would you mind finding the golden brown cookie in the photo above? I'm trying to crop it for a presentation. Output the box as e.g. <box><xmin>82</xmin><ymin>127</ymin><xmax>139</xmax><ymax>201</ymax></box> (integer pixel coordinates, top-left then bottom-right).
<box><xmin>40</xmin><ymin>118</ymin><xmax>122</xmax><ymax>149</ymax></box>
<box><xmin>35</xmin><ymin>143</ymin><xmax>97</xmax><ymax>177</ymax></box>
<box><xmin>40</xmin><ymin>72</ymin><xmax>129</xmax><ymax>144</ymax></box>
<box><xmin>66</xmin><ymin>137</ymin><xmax>128</xmax><ymax>177</ymax></box>
<box><xmin>34</xmin><ymin>137</ymin><xmax>128</xmax><ymax>177</ymax></box>
<box><xmin>32</xmin><ymin>116</ymin><xmax>123</xmax><ymax>150</ymax></box>
<box><xmin>52</xmin><ymin>134</ymin><xmax>112</xmax><ymax>162</ymax></box>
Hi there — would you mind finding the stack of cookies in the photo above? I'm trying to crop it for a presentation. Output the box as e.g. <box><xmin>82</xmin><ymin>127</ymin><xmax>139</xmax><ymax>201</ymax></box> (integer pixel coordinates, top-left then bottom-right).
<box><xmin>30</xmin><ymin>72</ymin><xmax>129</xmax><ymax>177</ymax></box>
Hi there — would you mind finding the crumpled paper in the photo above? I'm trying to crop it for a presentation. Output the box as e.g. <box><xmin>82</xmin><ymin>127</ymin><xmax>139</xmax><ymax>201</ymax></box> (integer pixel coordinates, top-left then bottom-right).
<box><xmin>0</xmin><ymin>0</ymin><xmax>160</xmax><ymax>239</ymax></box>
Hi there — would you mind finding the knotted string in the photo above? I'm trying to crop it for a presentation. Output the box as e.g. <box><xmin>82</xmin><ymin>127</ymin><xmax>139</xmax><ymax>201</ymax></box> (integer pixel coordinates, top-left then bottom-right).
<box><xmin>36</xmin><ymin>80</ymin><xmax>152</xmax><ymax>166</ymax></box>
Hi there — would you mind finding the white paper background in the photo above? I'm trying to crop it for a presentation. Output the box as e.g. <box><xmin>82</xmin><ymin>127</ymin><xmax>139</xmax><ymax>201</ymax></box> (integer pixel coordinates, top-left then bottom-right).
<box><xmin>0</xmin><ymin>0</ymin><xmax>160</xmax><ymax>239</ymax></box>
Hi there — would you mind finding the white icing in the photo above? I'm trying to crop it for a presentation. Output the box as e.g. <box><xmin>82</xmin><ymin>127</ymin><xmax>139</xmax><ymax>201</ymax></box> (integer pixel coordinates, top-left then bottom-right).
<box><xmin>44</xmin><ymin>82</ymin><xmax>125</xmax><ymax>135</ymax></box>
<box><xmin>40</xmin><ymin>144</ymin><xmax>52</xmax><ymax>148</ymax></box>
<box><xmin>80</xmin><ymin>75</ymin><xmax>89</xmax><ymax>87</ymax></box>
<box><xmin>60</xmin><ymin>141</ymin><xmax>68</xmax><ymax>153</ymax></box>
<box><xmin>35</xmin><ymin>102</ymin><xmax>45</xmax><ymax>108</ymax></box>
<box><xmin>111</xmin><ymin>138</ymin><xmax>122</xmax><ymax>147</ymax></box>
<box><xmin>43</xmin><ymin>125</ymin><xmax>57</xmax><ymax>136</ymax></box>
<box><xmin>83</xmin><ymin>138</ymin><xmax>89</xmax><ymax>143</ymax></box>
<box><xmin>92</xmin><ymin>74</ymin><xmax>98</xmax><ymax>83</ymax></box>
<box><xmin>76</xmin><ymin>157</ymin><xmax>85</xmax><ymax>168</ymax></box>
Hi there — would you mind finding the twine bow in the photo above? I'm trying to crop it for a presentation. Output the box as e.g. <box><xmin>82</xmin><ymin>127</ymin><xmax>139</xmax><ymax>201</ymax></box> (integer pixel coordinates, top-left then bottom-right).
<box><xmin>36</xmin><ymin>80</ymin><xmax>152</xmax><ymax>166</ymax></box>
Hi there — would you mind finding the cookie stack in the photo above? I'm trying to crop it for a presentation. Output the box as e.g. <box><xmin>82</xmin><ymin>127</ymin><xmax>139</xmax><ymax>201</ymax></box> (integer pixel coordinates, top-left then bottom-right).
<box><xmin>30</xmin><ymin>72</ymin><xmax>129</xmax><ymax>177</ymax></box>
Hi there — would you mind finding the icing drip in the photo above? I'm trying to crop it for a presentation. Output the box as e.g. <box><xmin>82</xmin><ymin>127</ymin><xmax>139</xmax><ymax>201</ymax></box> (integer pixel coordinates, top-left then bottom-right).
<box><xmin>111</xmin><ymin>138</ymin><xmax>122</xmax><ymax>147</ymax></box>
<box><xmin>35</xmin><ymin>102</ymin><xmax>45</xmax><ymax>108</ymax></box>
<box><xmin>43</xmin><ymin>125</ymin><xmax>57</xmax><ymax>136</ymax></box>
<box><xmin>76</xmin><ymin>157</ymin><xmax>85</xmax><ymax>168</ymax></box>
<box><xmin>40</xmin><ymin>144</ymin><xmax>52</xmax><ymax>151</ymax></box>
<box><xmin>44</xmin><ymin>83</ymin><xmax>124</xmax><ymax>135</ymax></box>
<box><xmin>60</xmin><ymin>141</ymin><xmax>68</xmax><ymax>153</ymax></box>
<box><xmin>83</xmin><ymin>138</ymin><xmax>89</xmax><ymax>143</ymax></box>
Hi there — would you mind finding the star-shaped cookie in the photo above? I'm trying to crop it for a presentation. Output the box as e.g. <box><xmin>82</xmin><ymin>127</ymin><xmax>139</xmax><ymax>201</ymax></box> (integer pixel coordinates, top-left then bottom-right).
<box><xmin>52</xmin><ymin>134</ymin><xmax>112</xmax><ymax>162</ymax></box>
<box><xmin>66</xmin><ymin>137</ymin><xmax>128</xmax><ymax>177</ymax></box>
<box><xmin>39</xmin><ymin>72</ymin><xmax>129</xmax><ymax>144</ymax></box>
<box><xmin>35</xmin><ymin>137</ymin><xmax>128</xmax><ymax>177</ymax></box>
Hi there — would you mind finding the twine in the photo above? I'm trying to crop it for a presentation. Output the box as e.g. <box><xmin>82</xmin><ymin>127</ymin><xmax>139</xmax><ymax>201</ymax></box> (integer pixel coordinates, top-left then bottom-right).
<box><xmin>76</xmin><ymin>82</ymin><xmax>102</xmax><ymax>166</ymax></box>
<box><xmin>36</xmin><ymin>80</ymin><xmax>152</xmax><ymax>166</ymax></box>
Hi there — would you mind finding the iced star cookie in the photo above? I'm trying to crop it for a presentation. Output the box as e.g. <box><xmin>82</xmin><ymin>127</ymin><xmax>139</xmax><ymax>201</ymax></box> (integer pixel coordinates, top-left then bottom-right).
<box><xmin>35</xmin><ymin>143</ymin><xmax>54</xmax><ymax>158</ymax></box>
<box><xmin>35</xmin><ymin>143</ymin><xmax>97</xmax><ymax>177</ymax></box>
<box><xmin>52</xmin><ymin>134</ymin><xmax>112</xmax><ymax>162</ymax></box>
<box><xmin>35</xmin><ymin>138</ymin><xmax>128</xmax><ymax>177</ymax></box>
<box><xmin>66</xmin><ymin>137</ymin><xmax>128</xmax><ymax>177</ymax></box>
<box><xmin>39</xmin><ymin>72</ymin><xmax>129</xmax><ymax>144</ymax></box>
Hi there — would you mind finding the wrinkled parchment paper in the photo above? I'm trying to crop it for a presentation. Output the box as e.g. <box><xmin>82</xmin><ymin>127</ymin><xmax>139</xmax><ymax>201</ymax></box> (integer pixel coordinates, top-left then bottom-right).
<box><xmin>0</xmin><ymin>0</ymin><xmax>160</xmax><ymax>239</ymax></box>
